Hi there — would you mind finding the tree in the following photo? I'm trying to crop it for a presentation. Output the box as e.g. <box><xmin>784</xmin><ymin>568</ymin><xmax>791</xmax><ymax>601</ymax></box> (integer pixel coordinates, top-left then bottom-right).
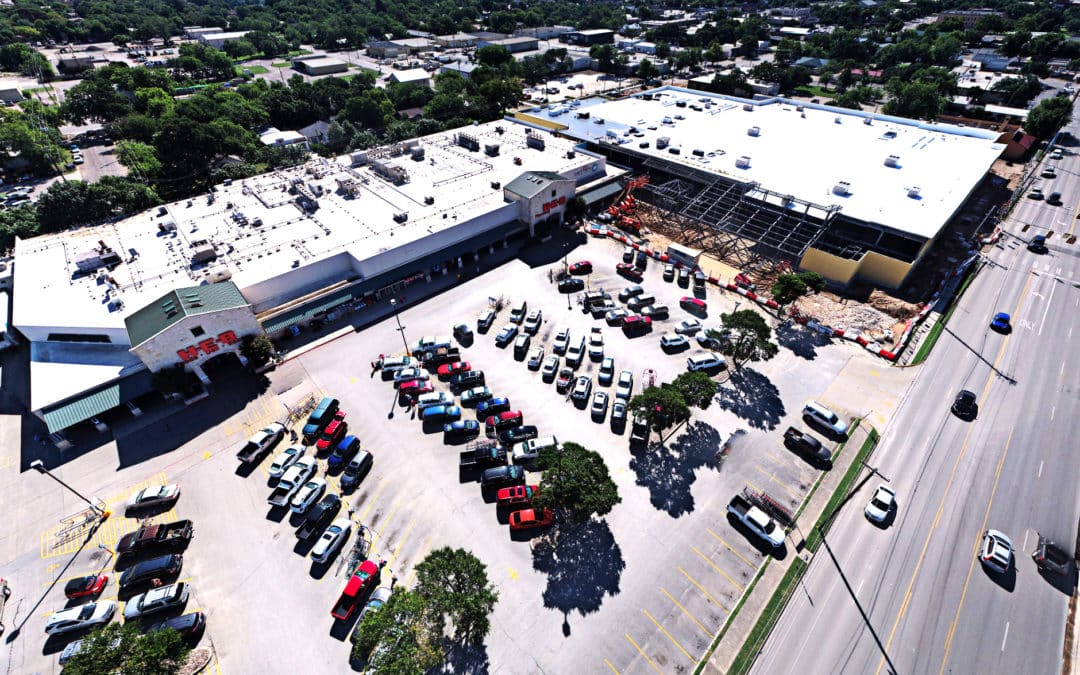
<box><xmin>637</xmin><ymin>58</ymin><xmax>659</xmax><ymax>82</ymax></box>
<box><xmin>534</xmin><ymin>441</ymin><xmax>621</xmax><ymax>524</ymax></box>
<box><xmin>771</xmin><ymin>274</ymin><xmax>807</xmax><ymax>306</ymax></box>
<box><xmin>883</xmin><ymin>78</ymin><xmax>947</xmax><ymax>120</ymax></box>
<box><xmin>799</xmin><ymin>271</ymin><xmax>826</xmax><ymax>293</ymax></box>
<box><xmin>351</xmin><ymin>589</ymin><xmax>442</xmax><ymax>673</ymax></box>
<box><xmin>629</xmin><ymin>385</ymin><xmax>691</xmax><ymax>443</ymax></box>
<box><xmin>240</xmin><ymin>333</ymin><xmax>275</xmax><ymax>367</ymax></box>
<box><xmin>589</xmin><ymin>44</ymin><xmax>617</xmax><ymax>73</ymax></box>
<box><xmin>1026</xmin><ymin>96</ymin><xmax>1074</xmax><ymax>138</ymax></box>
<box><xmin>706</xmin><ymin>309</ymin><xmax>778</xmax><ymax>370</ymax></box>
<box><xmin>991</xmin><ymin>75</ymin><xmax>1042</xmax><ymax>106</ymax></box>
<box><xmin>670</xmin><ymin>371</ymin><xmax>717</xmax><ymax>410</ymax></box>
<box><xmin>413</xmin><ymin>547</ymin><xmax>498</xmax><ymax>644</ymax></box>
<box><xmin>476</xmin><ymin>45</ymin><xmax>511</xmax><ymax>67</ymax></box>
<box><xmin>116</xmin><ymin>140</ymin><xmax>161</xmax><ymax>178</ymax></box>
<box><xmin>62</xmin><ymin>622</ymin><xmax>189</xmax><ymax>674</ymax></box>
<box><xmin>0</xmin><ymin>204</ymin><xmax>40</xmax><ymax>251</ymax></box>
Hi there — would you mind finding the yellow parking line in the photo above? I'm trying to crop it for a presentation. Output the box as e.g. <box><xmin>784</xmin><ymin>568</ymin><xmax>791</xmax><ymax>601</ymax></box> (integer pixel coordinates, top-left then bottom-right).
<box><xmin>706</xmin><ymin>528</ymin><xmax>757</xmax><ymax>569</ymax></box>
<box><xmin>604</xmin><ymin>658</ymin><xmax>621</xmax><ymax>674</ymax></box>
<box><xmin>404</xmin><ymin>536</ymin><xmax>433</xmax><ymax>588</ymax></box>
<box><xmin>744</xmin><ymin>479</ymin><xmax>764</xmax><ymax>494</ymax></box>
<box><xmin>678</xmin><ymin>567</ymin><xmax>729</xmax><ymax>613</ymax></box>
<box><xmin>386</xmin><ymin>518</ymin><xmax>418</xmax><ymax>566</ymax></box>
<box><xmin>691</xmin><ymin>546</ymin><xmax>744</xmax><ymax>592</ymax></box>
<box><xmin>762</xmin><ymin>447</ymin><xmax>789</xmax><ymax>466</ymax></box>
<box><xmin>661</xmin><ymin>587</ymin><xmax>711</xmax><ymax>636</ymax></box>
<box><xmin>357</xmin><ymin>479</ymin><xmax>390</xmax><ymax>522</ymax></box>
<box><xmin>642</xmin><ymin>609</ymin><xmax>695</xmax><ymax>662</ymax></box>
<box><xmin>753</xmin><ymin>466</ymin><xmax>802</xmax><ymax>501</ymax></box>
<box><xmin>623</xmin><ymin>633</ymin><xmax>664</xmax><ymax>674</ymax></box>
<box><xmin>367</xmin><ymin>499</ymin><xmax>405</xmax><ymax>556</ymax></box>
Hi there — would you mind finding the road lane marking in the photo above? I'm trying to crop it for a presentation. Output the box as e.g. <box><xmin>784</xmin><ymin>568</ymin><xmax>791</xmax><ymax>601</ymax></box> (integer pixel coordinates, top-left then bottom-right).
<box><xmin>604</xmin><ymin>659</ymin><xmax>621</xmax><ymax>674</ymax></box>
<box><xmin>661</xmin><ymin>587</ymin><xmax>711</xmax><ymax>636</ymax></box>
<box><xmin>1037</xmin><ymin>460</ymin><xmax>1044</xmax><ymax>478</ymax></box>
<box><xmin>1001</xmin><ymin>621</ymin><xmax>1010</xmax><ymax>652</ymax></box>
<box><xmin>1023</xmin><ymin>529</ymin><xmax>1030</xmax><ymax>552</ymax></box>
<box><xmin>938</xmin><ymin>428</ymin><xmax>1015</xmax><ymax>673</ymax></box>
<box><xmin>691</xmin><ymin>546</ymin><xmax>744</xmax><ymax>592</ymax></box>
<box><xmin>1050</xmin><ymin>406</ymin><xmax>1056</xmax><ymax>422</ymax></box>
<box><xmin>706</xmin><ymin>528</ymin><xmax>757</xmax><ymax>569</ymax></box>
<box><xmin>623</xmin><ymin>633</ymin><xmax>664</xmax><ymax>674</ymax></box>
<box><xmin>678</xmin><ymin>567</ymin><xmax>729</xmax><ymax>613</ymax></box>
<box><xmin>642</xmin><ymin>609</ymin><xmax>695</xmax><ymax>662</ymax></box>
<box><xmin>1037</xmin><ymin>279</ymin><xmax>1056</xmax><ymax>335</ymax></box>
<box><xmin>876</xmin><ymin>273</ymin><xmax>1032</xmax><ymax>675</ymax></box>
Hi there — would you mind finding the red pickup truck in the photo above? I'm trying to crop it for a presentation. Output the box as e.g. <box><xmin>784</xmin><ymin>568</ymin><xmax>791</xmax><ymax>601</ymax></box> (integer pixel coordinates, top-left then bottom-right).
<box><xmin>331</xmin><ymin>560</ymin><xmax>380</xmax><ymax>620</ymax></box>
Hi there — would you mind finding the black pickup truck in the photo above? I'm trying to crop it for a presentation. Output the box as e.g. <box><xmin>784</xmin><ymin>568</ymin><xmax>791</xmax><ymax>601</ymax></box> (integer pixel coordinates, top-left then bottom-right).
<box><xmin>459</xmin><ymin>441</ymin><xmax>506</xmax><ymax>469</ymax></box>
<box><xmin>116</xmin><ymin>520</ymin><xmax>194</xmax><ymax>563</ymax></box>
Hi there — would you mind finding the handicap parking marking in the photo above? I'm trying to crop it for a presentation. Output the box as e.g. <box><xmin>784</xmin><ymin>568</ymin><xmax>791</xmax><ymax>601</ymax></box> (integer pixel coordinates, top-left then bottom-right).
<box><xmin>642</xmin><ymin>608</ymin><xmax>696</xmax><ymax>663</ymax></box>
<box><xmin>622</xmin><ymin>632</ymin><xmax>664</xmax><ymax>674</ymax></box>
<box><xmin>660</xmin><ymin>587</ymin><xmax>711</xmax><ymax>637</ymax></box>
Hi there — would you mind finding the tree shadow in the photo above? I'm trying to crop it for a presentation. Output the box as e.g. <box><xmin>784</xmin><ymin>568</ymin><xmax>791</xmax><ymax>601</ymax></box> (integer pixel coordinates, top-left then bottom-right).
<box><xmin>628</xmin><ymin>421</ymin><xmax>724</xmax><ymax>517</ymax></box>
<box><xmin>531</xmin><ymin>519</ymin><xmax>625</xmax><ymax>622</ymax></box>
<box><xmin>775</xmin><ymin>322</ymin><xmax>833</xmax><ymax>360</ymax></box>
<box><xmin>715</xmin><ymin>367</ymin><xmax>785</xmax><ymax>431</ymax></box>
<box><xmin>437</xmin><ymin>639</ymin><xmax>491</xmax><ymax>674</ymax></box>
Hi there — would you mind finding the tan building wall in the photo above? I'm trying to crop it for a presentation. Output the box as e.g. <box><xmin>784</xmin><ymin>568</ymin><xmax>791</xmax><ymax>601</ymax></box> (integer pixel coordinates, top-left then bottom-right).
<box><xmin>130</xmin><ymin>305</ymin><xmax>261</xmax><ymax>373</ymax></box>
<box><xmin>800</xmin><ymin>246</ymin><xmax>916</xmax><ymax>289</ymax></box>
<box><xmin>800</xmin><ymin>248</ymin><xmax>859</xmax><ymax>286</ymax></box>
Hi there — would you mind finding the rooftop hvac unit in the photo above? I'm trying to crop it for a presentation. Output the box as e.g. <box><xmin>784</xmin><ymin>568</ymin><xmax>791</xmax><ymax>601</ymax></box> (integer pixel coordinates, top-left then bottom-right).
<box><xmin>656</xmin><ymin>136</ymin><xmax>670</xmax><ymax>149</ymax></box>
<box><xmin>410</xmin><ymin>146</ymin><xmax>425</xmax><ymax>161</ymax></box>
<box><xmin>735</xmin><ymin>155</ymin><xmax>751</xmax><ymax>169</ymax></box>
<box><xmin>907</xmin><ymin>186</ymin><xmax>921</xmax><ymax>199</ymax></box>
<box><xmin>491</xmin><ymin>181</ymin><xmax>501</xmax><ymax>190</ymax></box>
<box><xmin>191</xmin><ymin>244</ymin><xmax>218</xmax><ymax>264</ymax></box>
<box><xmin>742</xmin><ymin>103</ymin><xmax>753</xmax><ymax>111</ymax></box>
<box><xmin>350</xmin><ymin>150</ymin><xmax>368</xmax><ymax>166</ymax></box>
<box><xmin>566</xmin><ymin>150</ymin><xmax>575</xmax><ymax>158</ymax></box>
<box><xmin>834</xmin><ymin>116</ymin><xmax>842</xmax><ymax>124</ymax></box>
<box><xmin>207</xmin><ymin>266</ymin><xmax>233</xmax><ymax>283</ymax></box>
<box><xmin>484</xmin><ymin>143</ymin><xmax>500</xmax><ymax>156</ymax></box>
<box><xmin>885</xmin><ymin>155</ymin><xmax>901</xmax><ymax>168</ymax></box>
<box><xmin>796</xmin><ymin>105</ymin><xmax>804</xmax><ymax>112</ymax></box>
<box><xmin>424</xmin><ymin>196</ymin><xmax>434</xmax><ymax>205</ymax></box>
<box><xmin>748</xmin><ymin>126</ymin><xmax>761</xmax><ymax>137</ymax></box>
<box><xmin>393</xmin><ymin>212</ymin><xmax>408</xmax><ymax>223</ymax></box>
<box><xmin>833</xmin><ymin>181</ymin><xmax>851</xmax><ymax>196</ymax></box>
<box><xmin>863</xmin><ymin>117</ymin><xmax>872</xmax><ymax>125</ymax></box>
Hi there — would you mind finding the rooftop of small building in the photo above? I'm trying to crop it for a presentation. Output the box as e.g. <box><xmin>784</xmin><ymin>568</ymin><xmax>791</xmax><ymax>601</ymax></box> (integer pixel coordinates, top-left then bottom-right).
<box><xmin>13</xmin><ymin>120</ymin><xmax>607</xmax><ymax>338</ymax></box>
<box><xmin>531</xmin><ymin>86</ymin><xmax>1005</xmax><ymax>239</ymax></box>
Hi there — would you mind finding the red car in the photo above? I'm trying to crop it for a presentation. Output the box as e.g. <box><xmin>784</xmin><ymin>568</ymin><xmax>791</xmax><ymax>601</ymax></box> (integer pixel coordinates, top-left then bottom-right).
<box><xmin>64</xmin><ymin>574</ymin><xmax>108</xmax><ymax>599</ymax></box>
<box><xmin>398</xmin><ymin>380</ymin><xmax>434</xmax><ymax>397</ymax></box>
<box><xmin>622</xmin><ymin>315</ymin><xmax>652</xmax><ymax>334</ymax></box>
<box><xmin>316</xmin><ymin>411</ymin><xmax>347</xmax><ymax>452</ymax></box>
<box><xmin>509</xmin><ymin>508</ymin><xmax>555</xmax><ymax>530</ymax></box>
<box><xmin>437</xmin><ymin>361</ymin><xmax>471</xmax><ymax>377</ymax></box>
<box><xmin>497</xmin><ymin>484</ymin><xmax>540</xmax><ymax>506</ymax></box>
<box><xmin>680</xmin><ymin>296</ymin><xmax>707</xmax><ymax>314</ymax></box>
<box><xmin>331</xmin><ymin>560</ymin><xmax>380</xmax><ymax>620</ymax></box>
<box><xmin>616</xmin><ymin>263</ymin><xmax>643</xmax><ymax>281</ymax></box>
<box><xmin>569</xmin><ymin>261</ymin><xmax>593</xmax><ymax>275</ymax></box>
<box><xmin>486</xmin><ymin>410</ymin><xmax>523</xmax><ymax>434</ymax></box>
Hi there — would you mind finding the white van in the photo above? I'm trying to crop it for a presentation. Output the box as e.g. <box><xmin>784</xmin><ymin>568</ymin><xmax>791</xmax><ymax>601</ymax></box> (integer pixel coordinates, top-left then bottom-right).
<box><xmin>416</xmin><ymin>391</ymin><xmax>453</xmax><ymax>410</ymax></box>
<box><xmin>513</xmin><ymin>436</ymin><xmax>558</xmax><ymax>463</ymax></box>
<box><xmin>803</xmin><ymin>400</ymin><xmax>848</xmax><ymax>438</ymax></box>
<box><xmin>380</xmin><ymin>355</ymin><xmax>416</xmax><ymax>379</ymax></box>
<box><xmin>509</xmin><ymin>299</ymin><xmax>528</xmax><ymax>324</ymax></box>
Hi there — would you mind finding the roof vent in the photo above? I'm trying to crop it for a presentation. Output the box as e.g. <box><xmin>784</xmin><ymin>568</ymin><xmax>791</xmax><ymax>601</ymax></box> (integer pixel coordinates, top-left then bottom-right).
<box><xmin>735</xmin><ymin>155</ymin><xmax>751</xmax><ymax>169</ymax></box>
<box><xmin>834</xmin><ymin>116</ymin><xmax>842</xmax><ymax>124</ymax></box>
<box><xmin>747</xmin><ymin>126</ymin><xmax>761</xmax><ymax>137</ymax></box>
<box><xmin>885</xmin><ymin>155</ymin><xmax>901</xmax><ymax>168</ymax></box>
<box><xmin>833</xmin><ymin>181</ymin><xmax>851</xmax><ymax>196</ymax></box>
<box><xmin>742</xmin><ymin>103</ymin><xmax>753</xmax><ymax>112</ymax></box>
<box><xmin>796</xmin><ymin>105</ymin><xmax>804</xmax><ymax>112</ymax></box>
<box><xmin>907</xmin><ymin>186</ymin><xmax>921</xmax><ymax>199</ymax></box>
<box><xmin>863</xmin><ymin>116</ymin><xmax>872</xmax><ymax>125</ymax></box>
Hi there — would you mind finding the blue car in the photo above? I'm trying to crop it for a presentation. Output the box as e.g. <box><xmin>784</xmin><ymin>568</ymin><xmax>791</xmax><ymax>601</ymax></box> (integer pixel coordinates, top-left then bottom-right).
<box><xmin>327</xmin><ymin>435</ymin><xmax>360</xmax><ymax>468</ymax></box>
<box><xmin>990</xmin><ymin>312</ymin><xmax>1011</xmax><ymax>333</ymax></box>
<box><xmin>443</xmin><ymin>419</ymin><xmax>480</xmax><ymax>439</ymax></box>
<box><xmin>421</xmin><ymin>404</ymin><xmax>461</xmax><ymax>423</ymax></box>
<box><xmin>476</xmin><ymin>397</ymin><xmax>510</xmax><ymax>418</ymax></box>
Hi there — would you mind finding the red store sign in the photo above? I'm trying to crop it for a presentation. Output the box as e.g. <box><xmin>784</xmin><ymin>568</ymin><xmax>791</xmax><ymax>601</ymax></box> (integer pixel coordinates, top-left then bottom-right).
<box><xmin>176</xmin><ymin>330</ymin><xmax>240</xmax><ymax>363</ymax></box>
<box><xmin>534</xmin><ymin>195</ymin><xmax>566</xmax><ymax>217</ymax></box>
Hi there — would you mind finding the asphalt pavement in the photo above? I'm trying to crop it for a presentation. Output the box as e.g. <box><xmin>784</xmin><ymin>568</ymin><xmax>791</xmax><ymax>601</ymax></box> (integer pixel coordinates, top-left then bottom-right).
<box><xmin>752</xmin><ymin>109</ymin><xmax>1080</xmax><ymax>674</ymax></box>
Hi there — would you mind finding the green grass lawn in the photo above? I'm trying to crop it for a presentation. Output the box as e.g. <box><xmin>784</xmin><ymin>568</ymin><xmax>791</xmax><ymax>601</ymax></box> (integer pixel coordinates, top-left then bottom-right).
<box><xmin>271</xmin><ymin>61</ymin><xmax>292</xmax><ymax>68</ymax></box>
<box><xmin>794</xmin><ymin>85</ymin><xmax>833</xmax><ymax>99</ymax></box>
<box><xmin>244</xmin><ymin>65</ymin><xmax>269</xmax><ymax>74</ymax></box>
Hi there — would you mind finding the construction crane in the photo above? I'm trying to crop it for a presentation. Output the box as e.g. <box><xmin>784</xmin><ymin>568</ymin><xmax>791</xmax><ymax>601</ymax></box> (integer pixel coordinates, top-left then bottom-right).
<box><xmin>606</xmin><ymin>176</ymin><xmax>650</xmax><ymax>235</ymax></box>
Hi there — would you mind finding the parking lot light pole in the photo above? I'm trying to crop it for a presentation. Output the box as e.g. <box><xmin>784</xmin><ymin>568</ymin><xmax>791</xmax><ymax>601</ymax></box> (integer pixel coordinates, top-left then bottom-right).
<box><xmin>389</xmin><ymin>298</ymin><xmax>410</xmax><ymax>356</ymax></box>
<box><xmin>30</xmin><ymin>460</ymin><xmax>104</xmax><ymax>514</ymax></box>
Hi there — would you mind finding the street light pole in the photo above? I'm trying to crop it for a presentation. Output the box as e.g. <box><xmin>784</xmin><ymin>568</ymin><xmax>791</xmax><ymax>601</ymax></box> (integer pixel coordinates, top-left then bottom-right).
<box><xmin>389</xmin><ymin>298</ymin><xmax>410</xmax><ymax>356</ymax></box>
<box><xmin>30</xmin><ymin>460</ymin><xmax>104</xmax><ymax>514</ymax></box>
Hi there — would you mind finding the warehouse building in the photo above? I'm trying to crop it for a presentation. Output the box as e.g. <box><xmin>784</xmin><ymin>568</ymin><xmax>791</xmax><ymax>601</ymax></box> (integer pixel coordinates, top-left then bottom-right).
<box><xmin>515</xmin><ymin>86</ymin><xmax>1004</xmax><ymax>290</ymax></box>
<box><xmin>13</xmin><ymin>121</ymin><xmax>616</xmax><ymax>444</ymax></box>
<box><xmin>292</xmin><ymin>56</ymin><xmax>349</xmax><ymax>76</ymax></box>
<box><xmin>197</xmin><ymin>31</ymin><xmax>250</xmax><ymax>49</ymax></box>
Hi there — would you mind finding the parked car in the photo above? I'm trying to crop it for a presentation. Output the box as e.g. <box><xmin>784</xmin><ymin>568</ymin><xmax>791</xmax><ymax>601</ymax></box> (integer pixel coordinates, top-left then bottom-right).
<box><xmin>598</xmin><ymin>357</ymin><xmax>615</xmax><ymax>385</ymax></box>
<box><xmin>687</xmin><ymin>352</ymin><xmax>726</xmax><ymax>372</ymax></box>
<box><xmin>618</xmin><ymin>285</ymin><xmax>644</xmax><ymax>302</ymax></box>
<box><xmin>45</xmin><ymin>601</ymin><xmax>117</xmax><ymax>635</ymax></box>
<box><xmin>291</xmin><ymin>477</ymin><xmax>328</xmax><ymax>514</ymax></box>
<box><xmin>480</xmin><ymin>464</ymin><xmax>526</xmax><ymax>488</ymax></box>
<box><xmin>640</xmin><ymin>305</ymin><xmax>668</xmax><ymax>320</ymax></box>
<box><xmin>486</xmin><ymin>410</ymin><xmax>524</xmax><ymax>435</ymax></box>
<box><xmin>569</xmin><ymin>260</ymin><xmax>592</xmax><ymax>274</ymax></box>
<box><xmin>513</xmin><ymin>334</ymin><xmax>532</xmax><ymax>358</ymax></box>
<box><xmin>460</xmin><ymin>386</ymin><xmax>493</xmax><ymax>406</ymax></box>
<box><xmin>437</xmin><ymin>361</ymin><xmax>471</xmax><ymax>377</ymax></box>
<box><xmin>697</xmin><ymin>333</ymin><xmax>723</xmax><ymax>350</ymax></box>
<box><xmin>541</xmin><ymin>355</ymin><xmax>560</xmax><ymax>380</ymax></box>
<box><xmin>331</xmin><ymin>560</ymin><xmax>381</xmax><ymax>620</ymax></box>
<box><xmin>660</xmin><ymin>334</ymin><xmax>689</xmax><ymax>351</ymax></box>
<box><xmin>627</xmin><ymin>295</ymin><xmax>655</xmax><ymax>312</ymax></box>
<box><xmin>509</xmin><ymin>508</ymin><xmax>555</xmax><ymax>530</ymax></box>
<box><xmin>452</xmin><ymin>323</ymin><xmax>473</xmax><ymax>343</ymax></box>
<box><xmin>398</xmin><ymin>380</ymin><xmax>434</xmax><ymax>397</ymax></box>
<box><xmin>675</xmin><ymin>319</ymin><xmax>702</xmax><ymax>335</ymax></box>
<box><xmin>118</xmin><ymin>554</ymin><xmax>183</xmax><ymax>592</ymax></box>
<box><xmin>315</xmin><ymin>412</ymin><xmax>347</xmax><ymax>453</ymax></box>
<box><xmin>450</xmin><ymin>370</ymin><xmax>485</xmax><ymax>390</ymax></box>
<box><xmin>127</xmin><ymin>484</ymin><xmax>180</xmax><ymax>511</ymax></box>
<box><xmin>680</xmin><ymin>296</ymin><xmax>707</xmax><ymax>314</ymax></box>
<box><xmin>622</xmin><ymin>315</ymin><xmax>652</xmax><ymax>334</ymax></box>
<box><xmin>64</xmin><ymin>574</ymin><xmax>108</xmax><ymax>600</ymax></box>
<box><xmin>678</xmin><ymin>267</ymin><xmax>690</xmax><ymax>286</ymax></box>
<box><xmin>496</xmin><ymin>484</ymin><xmax>540</xmax><ymax>506</ymax></box>
<box><xmin>312</xmin><ymin>517</ymin><xmax>352</xmax><ymax>563</ymax></box>
<box><xmin>355</xmin><ymin>586</ymin><xmax>394</xmax><ymax>627</ymax></box>
<box><xmin>556</xmin><ymin>368</ymin><xmax>575</xmax><ymax>393</ymax></box>
<box><xmin>588</xmin><ymin>327</ymin><xmax>604</xmax><ymax>359</ymax></box>
<box><xmin>523</xmin><ymin>309</ymin><xmax>543</xmax><ymax>335</ymax></box>
<box><xmin>591</xmin><ymin>391</ymin><xmax>609</xmax><ymax>419</ymax></box>
<box><xmin>663</xmin><ymin>264</ymin><xmax>675</xmax><ymax>281</ymax></box>
<box><xmin>606</xmin><ymin>308</ymin><xmax>629</xmax><ymax>325</ymax></box>
<box><xmin>527</xmin><ymin>347</ymin><xmax>545</xmax><ymax>369</ymax></box>
<box><xmin>615</xmin><ymin>369</ymin><xmax>634</xmax><ymax>399</ymax></box>
<box><xmin>123</xmin><ymin>582</ymin><xmax>190</xmax><ymax>620</ymax></box>
<box><xmin>558</xmin><ymin>277</ymin><xmax>585</xmax><ymax>292</ymax></box>
<box><xmin>616</xmin><ymin>263</ymin><xmax>643</xmax><ymax>281</ymax></box>
<box><xmin>571</xmin><ymin>375</ymin><xmax>592</xmax><ymax>402</ymax></box>
<box><xmin>477</xmin><ymin>397</ymin><xmax>511</xmax><ymax>418</ymax></box>
<box><xmin>298</xmin><ymin>494</ymin><xmax>342</xmax><ymax>541</ymax></box>
<box><xmin>802</xmin><ymin>400</ymin><xmax>848</xmax><ymax>438</ymax></box>
<box><xmin>552</xmin><ymin>327</ymin><xmax>570</xmax><ymax>354</ymax></box>
<box><xmin>328</xmin><ymin>435</ymin><xmax>360</xmax><ymax>469</ymax></box>
<box><xmin>444</xmin><ymin>419</ymin><xmax>481</xmax><ymax>439</ymax></box>
<box><xmin>477</xmin><ymin>309</ymin><xmax>496</xmax><ymax>332</ymax></box>
<box><xmin>146</xmin><ymin>612</ymin><xmax>206</xmax><ymax>644</ymax></box>
<box><xmin>611</xmin><ymin>399</ymin><xmax>628</xmax><ymax>425</ymax></box>
<box><xmin>269</xmin><ymin>445</ymin><xmax>305</xmax><ymax>478</ymax></box>
<box><xmin>393</xmin><ymin>368</ymin><xmax>427</xmax><ymax>386</ymax></box>
<box><xmin>499</xmin><ymin>425</ymin><xmax>538</xmax><ymax>445</ymax></box>
<box><xmin>340</xmin><ymin>450</ymin><xmax>374</xmax><ymax>490</ymax></box>
<box><xmin>495</xmin><ymin>324</ymin><xmax>518</xmax><ymax>347</ymax></box>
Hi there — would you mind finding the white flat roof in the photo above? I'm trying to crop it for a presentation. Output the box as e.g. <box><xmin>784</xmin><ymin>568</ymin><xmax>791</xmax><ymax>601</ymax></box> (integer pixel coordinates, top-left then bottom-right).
<box><xmin>542</xmin><ymin>86</ymin><xmax>1005</xmax><ymax>239</ymax></box>
<box><xmin>14</xmin><ymin>121</ymin><xmax>608</xmax><ymax>337</ymax></box>
<box><xmin>30</xmin><ymin>343</ymin><xmax>144</xmax><ymax>410</ymax></box>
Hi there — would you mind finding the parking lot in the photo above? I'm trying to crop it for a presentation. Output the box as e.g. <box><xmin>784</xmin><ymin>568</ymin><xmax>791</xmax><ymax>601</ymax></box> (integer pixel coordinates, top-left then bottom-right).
<box><xmin>0</xmin><ymin>229</ymin><xmax>911</xmax><ymax>673</ymax></box>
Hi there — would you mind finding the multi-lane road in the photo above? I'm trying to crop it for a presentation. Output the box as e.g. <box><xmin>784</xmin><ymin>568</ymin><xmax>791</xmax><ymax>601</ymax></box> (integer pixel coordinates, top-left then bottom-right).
<box><xmin>754</xmin><ymin>110</ymin><xmax>1080</xmax><ymax>674</ymax></box>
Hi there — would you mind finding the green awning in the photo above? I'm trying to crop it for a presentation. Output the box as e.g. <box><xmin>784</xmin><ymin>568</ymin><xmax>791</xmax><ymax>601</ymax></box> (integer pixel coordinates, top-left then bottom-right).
<box><xmin>261</xmin><ymin>289</ymin><xmax>361</xmax><ymax>335</ymax></box>
<box><xmin>580</xmin><ymin>181</ymin><xmax>623</xmax><ymax>205</ymax></box>
<box><xmin>41</xmin><ymin>369</ymin><xmax>155</xmax><ymax>434</ymax></box>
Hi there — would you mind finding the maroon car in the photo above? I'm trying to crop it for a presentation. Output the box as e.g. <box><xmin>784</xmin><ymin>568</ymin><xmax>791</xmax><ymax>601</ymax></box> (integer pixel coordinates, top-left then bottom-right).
<box><xmin>616</xmin><ymin>263</ymin><xmax>643</xmax><ymax>281</ymax></box>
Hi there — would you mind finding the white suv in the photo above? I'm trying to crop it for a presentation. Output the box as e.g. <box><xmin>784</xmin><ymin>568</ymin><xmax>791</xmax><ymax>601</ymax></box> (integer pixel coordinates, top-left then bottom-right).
<box><xmin>552</xmin><ymin>328</ymin><xmax>570</xmax><ymax>354</ymax></box>
<box><xmin>566</xmin><ymin>336</ymin><xmax>586</xmax><ymax>367</ymax></box>
<box><xmin>980</xmin><ymin>529</ymin><xmax>1014</xmax><ymax>573</ymax></box>
<box><xmin>803</xmin><ymin>400</ymin><xmax>848</xmax><ymax>438</ymax></box>
<box><xmin>615</xmin><ymin>369</ymin><xmax>634</xmax><ymax>399</ymax></box>
<box><xmin>571</xmin><ymin>375</ymin><xmax>592</xmax><ymax>402</ymax></box>
<box><xmin>687</xmin><ymin>352</ymin><xmax>726</xmax><ymax>372</ymax></box>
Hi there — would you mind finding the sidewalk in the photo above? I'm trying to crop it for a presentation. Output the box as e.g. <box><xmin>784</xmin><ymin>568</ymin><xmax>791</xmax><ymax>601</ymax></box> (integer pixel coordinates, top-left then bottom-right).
<box><xmin>896</xmin><ymin>260</ymin><xmax>978</xmax><ymax>366</ymax></box>
<box><xmin>700</xmin><ymin>422</ymin><xmax>877</xmax><ymax>674</ymax></box>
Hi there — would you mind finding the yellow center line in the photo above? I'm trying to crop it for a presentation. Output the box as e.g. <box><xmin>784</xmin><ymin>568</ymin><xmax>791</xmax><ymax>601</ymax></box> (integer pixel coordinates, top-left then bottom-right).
<box><xmin>678</xmin><ymin>566</ymin><xmax>729</xmax><ymax>613</ymax></box>
<box><xmin>706</xmin><ymin>528</ymin><xmax>757</xmax><ymax>569</ymax></box>
<box><xmin>938</xmin><ymin>429</ymin><xmax>1015</xmax><ymax>673</ymax></box>
<box><xmin>691</xmin><ymin>546</ymin><xmax>744</xmax><ymax>592</ymax></box>
<box><xmin>357</xmin><ymin>478</ymin><xmax>390</xmax><ymax>522</ymax></box>
<box><xmin>875</xmin><ymin>271</ymin><xmax>1032</xmax><ymax>675</ymax></box>
<box><xmin>661</xmin><ymin>587</ymin><xmax>711</xmax><ymax>636</ymax></box>
<box><xmin>604</xmin><ymin>658</ymin><xmax>621</xmax><ymax>674</ymax></box>
<box><xmin>642</xmin><ymin>608</ymin><xmax>695</xmax><ymax>662</ymax></box>
<box><xmin>623</xmin><ymin>633</ymin><xmax>664</xmax><ymax>674</ymax></box>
